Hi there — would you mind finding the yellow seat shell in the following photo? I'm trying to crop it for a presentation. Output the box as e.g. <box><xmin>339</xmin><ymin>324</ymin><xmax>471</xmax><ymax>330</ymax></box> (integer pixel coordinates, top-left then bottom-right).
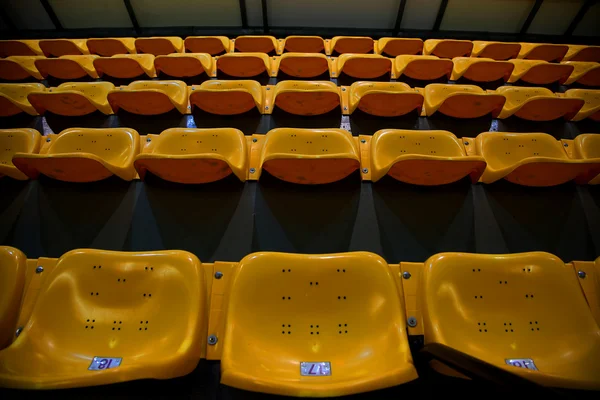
<box><xmin>107</xmin><ymin>80</ymin><xmax>189</xmax><ymax>115</ymax></box>
<box><xmin>189</xmin><ymin>80</ymin><xmax>263</xmax><ymax>115</ymax></box>
<box><xmin>93</xmin><ymin>54</ymin><xmax>157</xmax><ymax>79</ymax></box>
<box><xmin>0</xmin><ymin>247</ymin><xmax>27</xmax><ymax>350</ymax></box>
<box><xmin>496</xmin><ymin>86</ymin><xmax>584</xmax><ymax>121</ymax></box>
<box><xmin>0</xmin><ymin>129</ymin><xmax>42</xmax><ymax>180</ymax></box>
<box><xmin>424</xmin><ymin>84</ymin><xmax>506</xmax><ymax>118</ymax></box>
<box><xmin>0</xmin><ymin>83</ymin><xmax>46</xmax><ymax>116</ymax></box>
<box><xmin>347</xmin><ymin>81</ymin><xmax>423</xmax><ymax>116</ymax></box>
<box><xmin>86</xmin><ymin>37</ymin><xmax>136</xmax><ymax>56</ymax></box>
<box><xmin>0</xmin><ymin>56</ymin><xmax>44</xmax><ymax>80</ymax></box>
<box><xmin>28</xmin><ymin>82</ymin><xmax>115</xmax><ymax>116</ymax></box>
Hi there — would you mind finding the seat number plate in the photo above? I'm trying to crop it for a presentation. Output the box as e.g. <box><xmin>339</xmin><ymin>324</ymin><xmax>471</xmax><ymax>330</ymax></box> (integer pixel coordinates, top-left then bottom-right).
<box><xmin>88</xmin><ymin>357</ymin><xmax>122</xmax><ymax>371</ymax></box>
<box><xmin>300</xmin><ymin>362</ymin><xmax>331</xmax><ymax>376</ymax></box>
<box><xmin>505</xmin><ymin>358</ymin><xmax>537</xmax><ymax>371</ymax></box>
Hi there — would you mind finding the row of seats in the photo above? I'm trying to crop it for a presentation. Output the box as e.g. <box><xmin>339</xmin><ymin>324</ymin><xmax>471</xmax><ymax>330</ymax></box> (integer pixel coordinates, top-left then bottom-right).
<box><xmin>0</xmin><ymin>246</ymin><xmax>598</xmax><ymax>393</ymax></box>
<box><xmin>1</xmin><ymin>53</ymin><xmax>597</xmax><ymax>87</ymax></box>
<box><xmin>1</xmin><ymin>37</ymin><xmax>598</xmax><ymax>62</ymax></box>
<box><xmin>1</xmin><ymin>81</ymin><xmax>598</xmax><ymax>120</ymax></box>
<box><xmin>2</xmin><ymin>128</ymin><xmax>599</xmax><ymax>186</ymax></box>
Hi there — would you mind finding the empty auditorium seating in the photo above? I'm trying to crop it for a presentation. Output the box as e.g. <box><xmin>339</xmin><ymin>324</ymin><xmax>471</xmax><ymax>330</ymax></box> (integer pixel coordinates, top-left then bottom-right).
<box><xmin>565</xmin><ymin>89</ymin><xmax>600</xmax><ymax>121</ymax></box>
<box><xmin>0</xmin><ymin>40</ymin><xmax>43</xmax><ymax>57</ymax></box>
<box><xmin>216</xmin><ymin>53</ymin><xmax>273</xmax><ymax>77</ymax></box>
<box><xmin>0</xmin><ymin>129</ymin><xmax>41</xmax><ymax>180</ymax></box>
<box><xmin>570</xmin><ymin>134</ymin><xmax>600</xmax><ymax>184</ymax></box>
<box><xmin>366</xmin><ymin>129</ymin><xmax>486</xmax><ymax>185</ymax></box>
<box><xmin>333</xmin><ymin>54</ymin><xmax>393</xmax><ymax>79</ymax></box>
<box><xmin>563</xmin><ymin>45</ymin><xmax>600</xmax><ymax>62</ymax></box>
<box><xmin>107</xmin><ymin>81</ymin><xmax>189</xmax><ymax>115</ymax></box>
<box><xmin>563</xmin><ymin>62</ymin><xmax>600</xmax><ymax>86</ymax></box>
<box><xmin>134</xmin><ymin>128</ymin><xmax>248</xmax><ymax>183</ymax></box>
<box><xmin>39</xmin><ymin>39</ymin><xmax>89</xmax><ymax>57</ymax></box>
<box><xmin>184</xmin><ymin>36</ymin><xmax>231</xmax><ymax>55</ymax></box>
<box><xmin>234</xmin><ymin>35</ymin><xmax>279</xmax><ymax>54</ymax></box>
<box><xmin>395</xmin><ymin>55</ymin><xmax>453</xmax><ymax>81</ymax></box>
<box><xmin>281</xmin><ymin>36</ymin><xmax>326</xmax><ymax>53</ymax></box>
<box><xmin>34</xmin><ymin>55</ymin><xmax>100</xmax><ymax>80</ymax></box>
<box><xmin>28</xmin><ymin>82</ymin><xmax>114</xmax><ymax>116</ymax></box>
<box><xmin>345</xmin><ymin>82</ymin><xmax>423</xmax><ymax>116</ymax></box>
<box><xmin>134</xmin><ymin>37</ymin><xmax>184</xmax><ymax>55</ymax></box>
<box><xmin>423</xmin><ymin>39</ymin><xmax>473</xmax><ymax>58</ymax></box>
<box><xmin>496</xmin><ymin>86</ymin><xmax>584</xmax><ymax>121</ymax></box>
<box><xmin>376</xmin><ymin>38</ymin><xmax>424</xmax><ymax>57</ymax></box>
<box><xmin>0</xmin><ymin>83</ymin><xmax>45</xmax><ymax>116</ymax></box>
<box><xmin>518</xmin><ymin>43</ymin><xmax>568</xmax><ymax>62</ymax></box>
<box><xmin>266</xmin><ymin>81</ymin><xmax>341</xmax><ymax>116</ymax></box>
<box><xmin>0</xmin><ymin>56</ymin><xmax>44</xmax><ymax>81</ymax></box>
<box><xmin>0</xmin><ymin>246</ymin><xmax>27</xmax><ymax>350</ymax></box>
<box><xmin>155</xmin><ymin>53</ymin><xmax>215</xmax><ymax>78</ymax></box>
<box><xmin>470</xmin><ymin>41</ymin><xmax>521</xmax><ymax>60</ymax></box>
<box><xmin>86</xmin><ymin>38</ymin><xmax>136</xmax><ymax>56</ymax></box>
<box><xmin>450</xmin><ymin>58</ymin><xmax>513</xmax><ymax>82</ymax></box>
<box><xmin>93</xmin><ymin>54</ymin><xmax>157</xmax><ymax>79</ymax></box>
<box><xmin>189</xmin><ymin>80</ymin><xmax>263</xmax><ymax>115</ymax></box>
<box><xmin>275</xmin><ymin>53</ymin><xmax>331</xmax><ymax>78</ymax></box>
<box><xmin>507</xmin><ymin>60</ymin><xmax>573</xmax><ymax>85</ymax></box>
<box><xmin>12</xmin><ymin>128</ymin><xmax>140</xmax><ymax>182</ymax></box>
<box><xmin>328</xmin><ymin>36</ymin><xmax>374</xmax><ymax>55</ymax></box>
<box><xmin>249</xmin><ymin>128</ymin><xmax>360</xmax><ymax>184</ymax></box>
<box><xmin>423</xmin><ymin>84</ymin><xmax>506</xmax><ymax>118</ymax></box>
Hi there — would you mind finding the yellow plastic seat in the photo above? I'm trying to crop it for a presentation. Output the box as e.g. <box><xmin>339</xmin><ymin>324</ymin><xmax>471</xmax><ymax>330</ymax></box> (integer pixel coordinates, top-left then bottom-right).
<box><xmin>395</xmin><ymin>55</ymin><xmax>453</xmax><ymax>81</ymax></box>
<box><xmin>86</xmin><ymin>38</ymin><xmax>136</xmax><ymax>56</ymax></box>
<box><xmin>251</xmin><ymin>128</ymin><xmax>359</xmax><ymax>184</ymax></box>
<box><xmin>518</xmin><ymin>43</ymin><xmax>568</xmax><ymax>62</ymax></box>
<box><xmin>0</xmin><ymin>249</ymin><xmax>205</xmax><ymax>389</ymax></box>
<box><xmin>216</xmin><ymin>53</ymin><xmax>271</xmax><ymax>77</ymax></box>
<box><xmin>28</xmin><ymin>82</ymin><xmax>114</xmax><ymax>116</ymax></box>
<box><xmin>423</xmin><ymin>39</ymin><xmax>473</xmax><ymax>59</ymax></box>
<box><xmin>220</xmin><ymin>252</ymin><xmax>417</xmax><ymax>396</ymax></box>
<box><xmin>268</xmin><ymin>81</ymin><xmax>341</xmax><ymax>116</ymax></box>
<box><xmin>107</xmin><ymin>80</ymin><xmax>188</xmax><ymax>115</ymax></box>
<box><xmin>334</xmin><ymin>54</ymin><xmax>392</xmax><ymax>79</ymax></box>
<box><xmin>12</xmin><ymin>128</ymin><xmax>140</xmax><ymax>182</ymax></box>
<box><xmin>563</xmin><ymin>45</ymin><xmax>600</xmax><ymax>62</ymax></box>
<box><xmin>39</xmin><ymin>39</ymin><xmax>89</xmax><ymax>57</ymax></box>
<box><xmin>422</xmin><ymin>252</ymin><xmax>600</xmax><ymax>389</ymax></box>
<box><xmin>474</xmin><ymin>132</ymin><xmax>600</xmax><ymax>186</ymax></box>
<box><xmin>0</xmin><ymin>83</ymin><xmax>45</xmax><ymax>117</ymax></box>
<box><xmin>563</xmin><ymin>62</ymin><xmax>600</xmax><ymax>86</ymax></box>
<box><xmin>134</xmin><ymin>128</ymin><xmax>247</xmax><ymax>183</ymax></box>
<box><xmin>34</xmin><ymin>55</ymin><xmax>99</xmax><ymax>79</ymax></box>
<box><xmin>496</xmin><ymin>86</ymin><xmax>584</xmax><ymax>121</ymax></box>
<box><xmin>0</xmin><ymin>56</ymin><xmax>44</xmax><ymax>80</ymax></box>
<box><xmin>369</xmin><ymin>129</ymin><xmax>486</xmax><ymax>185</ymax></box>
<box><xmin>0</xmin><ymin>247</ymin><xmax>27</xmax><ymax>350</ymax></box>
<box><xmin>275</xmin><ymin>53</ymin><xmax>330</xmax><ymax>78</ymax></box>
<box><xmin>376</xmin><ymin>38</ymin><xmax>423</xmax><ymax>57</ymax></box>
<box><xmin>282</xmin><ymin>36</ymin><xmax>325</xmax><ymax>53</ymax></box>
<box><xmin>565</xmin><ymin>89</ymin><xmax>600</xmax><ymax>121</ymax></box>
<box><xmin>189</xmin><ymin>80</ymin><xmax>263</xmax><ymax>115</ymax></box>
<box><xmin>471</xmin><ymin>41</ymin><xmax>521</xmax><ymax>60</ymax></box>
<box><xmin>93</xmin><ymin>54</ymin><xmax>157</xmax><ymax>79</ymax></box>
<box><xmin>0</xmin><ymin>129</ymin><xmax>41</xmax><ymax>180</ymax></box>
<box><xmin>155</xmin><ymin>53</ymin><xmax>214</xmax><ymax>78</ymax></box>
<box><xmin>424</xmin><ymin>84</ymin><xmax>506</xmax><ymax>119</ymax></box>
<box><xmin>0</xmin><ymin>40</ymin><xmax>43</xmax><ymax>57</ymax></box>
<box><xmin>572</xmin><ymin>134</ymin><xmax>600</xmax><ymax>184</ymax></box>
<box><xmin>507</xmin><ymin>60</ymin><xmax>573</xmax><ymax>85</ymax></box>
<box><xmin>346</xmin><ymin>82</ymin><xmax>423</xmax><ymax>117</ymax></box>
<box><xmin>134</xmin><ymin>37</ymin><xmax>184</xmax><ymax>56</ymax></box>
<box><xmin>329</xmin><ymin>36</ymin><xmax>374</xmax><ymax>55</ymax></box>
<box><xmin>234</xmin><ymin>35</ymin><xmax>279</xmax><ymax>54</ymax></box>
<box><xmin>450</xmin><ymin>58</ymin><xmax>514</xmax><ymax>82</ymax></box>
<box><xmin>571</xmin><ymin>257</ymin><xmax>600</xmax><ymax>325</ymax></box>
<box><xmin>184</xmin><ymin>36</ymin><xmax>230</xmax><ymax>55</ymax></box>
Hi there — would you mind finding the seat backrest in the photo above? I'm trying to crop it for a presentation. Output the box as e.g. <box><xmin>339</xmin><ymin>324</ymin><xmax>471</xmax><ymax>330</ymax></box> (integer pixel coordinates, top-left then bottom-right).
<box><xmin>573</xmin><ymin>134</ymin><xmax>600</xmax><ymax>159</ymax></box>
<box><xmin>56</xmin><ymin>82</ymin><xmax>114</xmax><ymax>100</ymax></box>
<box><xmin>261</xmin><ymin>128</ymin><xmax>357</xmax><ymax>159</ymax></box>
<box><xmin>0</xmin><ymin>246</ymin><xmax>27</xmax><ymax>349</ymax></box>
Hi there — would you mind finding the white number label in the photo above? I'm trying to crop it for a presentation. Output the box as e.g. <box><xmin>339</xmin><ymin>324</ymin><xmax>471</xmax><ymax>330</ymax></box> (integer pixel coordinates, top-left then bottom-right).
<box><xmin>88</xmin><ymin>357</ymin><xmax>122</xmax><ymax>371</ymax></box>
<box><xmin>505</xmin><ymin>358</ymin><xmax>537</xmax><ymax>371</ymax></box>
<box><xmin>300</xmin><ymin>362</ymin><xmax>331</xmax><ymax>376</ymax></box>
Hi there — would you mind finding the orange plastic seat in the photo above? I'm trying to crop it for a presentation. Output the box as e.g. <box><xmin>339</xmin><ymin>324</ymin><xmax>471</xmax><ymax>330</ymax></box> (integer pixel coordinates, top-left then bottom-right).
<box><xmin>34</xmin><ymin>55</ymin><xmax>99</xmax><ymax>79</ymax></box>
<box><xmin>108</xmin><ymin>81</ymin><xmax>189</xmax><ymax>115</ymax></box>
<box><xmin>234</xmin><ymin>35</ymin><xmax>279</xmax><ymax>54</ymax></box>
<box><xmin>216</xmin><ymin>53</ymin><xmax>272</xmax><ymax>77</ymax></box>
<box><xmin>134</xmin><ymin>37</ymin><xmax>184</xmax><ymax>56</ymax></box>
<box><xmin>155</xmin><ymin>53</ymin><xmax>214</xmax><ymax>78</ymax></box>
<box><xmin>563</xmin><ymin>45</ymin><xmax>600</xmax><ymax>62</ymax></box>
<box><xmin>39</xmin><ymin>39</ymin><xmax>89</xmax><ymax>57</ymax></box>
<box><xmin>518</xmin><ymin>43</ymin><xmax>568</xmax><ymax>62</ymax></box>
<box><xmin>0</xmin><ymin>40</ymin><xmax>43</xmax><ymax>57</ymax></box>
<box><xmin>565</xmin><ymin>89</ymin><xmax>600</xmax><ymax>121</ymax></box>
<box><xmin>496</xmin><ymin>86</ymin><xmax>584</xmax><ymax>121</ymax></box>
<box><xmin>12</xmin><ymin>128</ymin><xmax>140</xmax><ymax>182</ymax></box>
<box><xmin>184</xmin><ymin>36</ymin><xmax>230</xmax><ymax>55</ymax></box>
<box><xmin>562</xmin><ymin>62</ymin><xmax>600</xmax><ymax>86</ymax></box>
<box><xmin>334</xmin><ymin>54</ymin><xmax>392</xmax><ymax>79</ymax></box>
<box><xmin>0</xmin><ymin>83</ymin><xmax>46</xmax><ymax>116</ymax></box>
<box><xmin>450</xmin><ymin>58</ymin><xmax>513</xmax><ymax>82</ymax></box>
<box><xmin>376</xmin><ymin>38</ymin><xmax>423</xmax><ymax>56</ymax></box>
<box><xmin>423</xmin><ymin>39</ymin><xmax>473</xmax><ymax>58</ymax></box>
<box><xmin>507</xmin><ymin>60</ymin><xmax>573</xmax><ymax>85</ymax></box>
<box><xmin>471</xmin><ymin>41</ymin><xmax>521</xmax><ymax>60</ymax></box>
<box><xmin>251</xmin><ymin>128</ymin><xmax>360</xmax><ymax>184</ymax></box>
<box><xmin>28</xmin><ymin>82</ymin><xmax>114</xmax><ymax>116</ymax></box>
<box><xmin>329</xmin><ymin>36</ymin><xmax>374</xmax><ymax>55</ymax></box>
<box><xmin>0</xmin><ymin>56</ymin><xmax>44</xmax><ymax>80</ymax></box>
<box><xmin>267</xmin><ymin>81</ymin><xmax>341</xmax><ymax>116</ymax></box>
<box><xmin>276</xmin><ymin>53</ymin><xmax>331</xmax><ymax>78</ymax></box>
<box><xmin>424</xmin><ymin>84</ymin><xmax>505</xmax><ymax>118</ymax></box>
<box><xmin>134</xmin><ymin>128</ymin><xmax>248</xmax><ymax>183</ymax></box>
<box><xmin>281</xmin><ymin>36</ymin><xmax>325</xmax><ymax>53</ymax></box>
<box><xmin>0</xmin><ymin>129</ymin><xmax>41</xmax><ymax>180</ymax></box>
<box><xmin>346</xmin><ymin>82</ymin><xmax>423</xmax><ymax>116</ymax></box>
<box><xmin>93</xmin><ymin>54</ymin><xmax>156</xmax><ymax>79</ymax></box>
<box><xmin>572</xmin><ymin>134</ymin><xmax>600</xmax><ymax>184</ymax></box>
<box><xmin>86</xmin><ymin>38</ymin><xmax>136</xmax><ymax>56</ymax></box>
<box><xmin>189</xmin><ymin>80</ymin><xmax>263</xmax><ymax>115</ymax></box>
<box><xmin>0</xmin><ymin>246</ymin><xmax>27</xmax><ymax>350</ymax></box>
<box><xmin>395</xmin><ymin>55</ymin><xmax>453</xmax><ymax>81</ymax></box>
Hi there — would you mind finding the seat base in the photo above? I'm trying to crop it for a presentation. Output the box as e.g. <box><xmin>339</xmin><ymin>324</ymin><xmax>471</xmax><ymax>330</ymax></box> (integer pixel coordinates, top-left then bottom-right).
<box><xmin>357</xmin><ymin>93</ymin><xmax>423</xmax><ymax>117</ymax></box>
<box><xmin>190</xmin><ymin>91</ymin><xmax>257</xmax><ymax>115</ymax></box>
<box><xmin>388</xmin><ymin>159</ymin><xmax>486</xmax><ymax>185</ymax></box>
<box><xmin>275</xmin><ymin>92</ymin><xmax>340</xmax><ymax>116</ymax></box>
<box><xmin>13</xmin><ymin>156</ymin><xmax>114</xmax><ymax>182</ymax></box>
<box><xmin>135</xmin><ymin>158</ymin><xmax>233</xmax><ymax>184</ymax></box>
<box><xmin>263</xmin><ymin>158</ymin><xmax>359</xmax><ymax>184</ymax></box>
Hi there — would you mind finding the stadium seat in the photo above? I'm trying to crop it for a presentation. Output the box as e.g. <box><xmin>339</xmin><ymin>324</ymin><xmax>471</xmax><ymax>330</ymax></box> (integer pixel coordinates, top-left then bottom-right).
<box><xmin>470</xmin><ymin>41</ymin><xmax>521</xmax><ymax>60</ymax></box>
<box><xmin>0</xmin><ymin>129</ymin><xmax>41</xmax><ymax>180</ymax></box>
<box><xmin>563</xmin><ymin>45</ymin><xmax>600</xmax><ymax>62</ymax></box>
<box><xmin>39</xmin><ymin>39</ymin><xmax>89</xmax><ymax>57</ymax></box>
<box><xmin>562</xmin><ymin>62</ymin><xmax>600</xmax><ymax>86</ymax></box>
<box><xmin>34</xmin><ymin>55</ymin><xmax>99</xmax><ymax>79</ymax></box>
<box><xmin>564</xmin><ymin>89</ymin><xmax>600</xmax><ymax>121</ymax></box>
<box><xmin>12</xmin><ymin>128</ymin><xmax>140</xmax><ymax>182</ymax></box>
<box><xmin>234</xmin><ymin>35</ymin><xmax>279</xmax><ymax>54</ymax></box>
<box><xmin>450</xmin><ymin>58</ymin><xmax>513</xmax><ymax>82</ymax></box>
<box><xmin>107</xmin><ymin>81</ymin><xmax>189</xmax><ymax>115</ymax></box>
<box><xmin>266</xmin><ymin>81</ymin><xmax>341</xmax><ymax>116</ymax></box>
<box><xmin>395</xmin><ymin>55</ymin><xmax>453</xmax><ymax>81</ymax></box>
<box><xmin>333</xmin><ymin>54</ymin><xmax>393</xmax><ymax>79</ymax></box>
<box><xmin>281</xmin><ymin>36</ymin><xmax>326</xmax><ymax>53</ymax></box>
<box><xmin>184</xmin><ymin>36</ymin><xmax>231</xmax><ymax>55</ymax></box>
<box><xmin>345</xmin><ymin>82</ymin><xmax>423</xmax><ymax>116</ymax></box>
<box><xmin>155</xmin><ymin>53</ymin><xmax>215</xmax><ymax>78</ymax></box>
<box><xmin>275</xmin><ymin>53</ymin><xmax>331</xmax><ymax>78</ymax></box>
<box><xmin>496</xmin><ymin>86</ymin><xmax>584</xmax><ymax>121</ymax></box>
<box><xmin>219</xmin><ymin>252</ymin><xmax>417</xmax><ymax>396</ymax></box>
<box><xmin>250</xmin><ymin>128</ymin><xmax>360</xmax><ymax>184</ymax></box>
<box><xmin>570</xmin><ymin>256</ymin><xmax>600</xmax><ymax>324</ymax></box>
<box><xmin>328</xmin><ymin>36</ymin><xmax>374</xmax><ymax>55</ymax></box>
<box><xmin>28</xmin><ymin>82</ymin><xmax>114</xmax><ymax>116</ymax></box>
<box><xmin>0</xmin><ymin>40</ymin><xmax>43</xmax><ymax>57</ymax></box>
<box><xmin>518</xmin><ymin>43</ymin><xmax>568</xmax><ymax>62</ymax></box>
<box><xmin>422</xmin><ymin>252</ymin><xmax>600</xmax><ymax>389</ymax></box>
<box><xmin>472</xmin><ymin>132</ymin><xmax>600</xmax><ymax>185</ymax></box>
<box><xmin>0</xmin><ymin>246</ymin><xmax>27</xmax><ymax>350</ymax></box>
<box><xmin>134</xmin><ymin>37</ymin><xmax>184</xmax><ymax>56</ymax></box>
<box><xmin>0</xmin><ymin>249</ymin><xmax>205</xmax><ymax>389</ymax></box>
<box><xmin>376</xmin><ymin>38</ymin><xmax>423</xmax><ymax>57</ymax></box>
<box><xmin>134</xmin><ymin>128</ymin><xmax>248</xmax><ymax>183</ymax></box>
<box><xmin>0</xmin><ymin>56</ymin><xmax>44</xmax><ymax>80</ymax></box>
<box><xmin>0</xmin><ymin>83</ymin><xmax>45</xmax><ymax>116</ymax></box>
<box><xmin>423</xmin><ymin>39</ymin><xmax>473</xmax><ymax>58</ymax></box>
<box><xmin>93</xmin><ymin>54</ymin><xmax>157</xmax><ymax>79</ymax></box>
<box><xmin>86</xmin><ymin>38</ymin><xmax>136</xmax><ymax>56</ymax></box>
<box><xmin>570</xmin><ymin>134</ymin><xmax>600</xmax><ymax>184</ymax></box>
<box><xmin>507</xmin><ymin>60</ymin><xmax>573</xmax><ymax>85</ymax></box>
<box><xmin>423</xmin><ymin>84</ymin><xmax>505</xmax><ymax>118</ymax></box>
<box><xmin>189</xmin><ymin>80</ymin><xmax>263</xmax><ymax>115</ymax></box>
<box><xmin>216</xmin><ymin>53</ymin><xmax>272</xmax><ymax>77</ymax></box>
